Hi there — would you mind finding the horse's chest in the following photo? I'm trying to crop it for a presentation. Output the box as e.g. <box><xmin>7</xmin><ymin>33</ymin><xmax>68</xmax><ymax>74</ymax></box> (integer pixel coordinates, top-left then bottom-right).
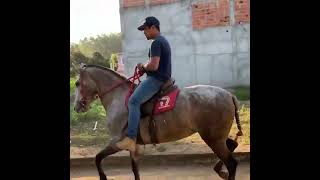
<box><xmin>106</xmin><ymin>104</ymin><xmax>127</xmax><ymax>135</ymax></box>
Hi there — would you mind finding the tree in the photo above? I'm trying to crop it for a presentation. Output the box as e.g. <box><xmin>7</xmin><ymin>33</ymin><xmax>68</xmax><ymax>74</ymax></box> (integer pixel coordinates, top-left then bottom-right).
<box><xmin>70</xmin><ymin>32</ymin><xmax>122</xmax><ymax>76</ymax></box>
<box><xmin>110</xmin><ymin>53</ymin><xmax>118</xmax><ymax>71</ymax></box>
<box><xmin>77</xmin><ymin>33</ymin><xmax>122</xmax><ymax>60</ymax></box>
<box><xmin>70</xmin><ymin>46</ymin><xmax>90</xmax><ymax>77</ymax></box>
<box><xmin>90</xmin><ymin>52</ymin><xmax>110</xmax><ymax>68</ymax></box>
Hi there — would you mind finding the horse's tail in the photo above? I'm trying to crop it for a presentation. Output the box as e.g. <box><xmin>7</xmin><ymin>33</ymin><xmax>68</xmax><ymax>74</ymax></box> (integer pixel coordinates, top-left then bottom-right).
<box><xmin>232</xmin><ymin>95</ymin><xmax>243</xmax><ymax>141</ymax></box>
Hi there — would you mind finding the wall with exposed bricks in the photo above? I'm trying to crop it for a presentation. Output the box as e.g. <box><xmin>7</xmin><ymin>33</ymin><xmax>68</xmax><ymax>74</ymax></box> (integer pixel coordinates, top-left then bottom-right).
<box><xmin>119</xmin><ymin>0</ymin><xmax>250</xmax><ymax>87</ymax></box>
<box><xmin>192</xmin><ymin>0</ymin><xmax>230</xmax><ymax>29</ymax></box>
<box><xmin>235</xmin><ymin>0</ymin><xmax>249</xmax><ymax>24</ymax></box>
<box><xmin>150</xmin><ymin>0</ymin><xmax>177</xmax><ymax>6</ymax></box>
<box><xmin>122</xmin><ymin>0</ymin><xmax>145</xmax><ymax>8</ymax></box>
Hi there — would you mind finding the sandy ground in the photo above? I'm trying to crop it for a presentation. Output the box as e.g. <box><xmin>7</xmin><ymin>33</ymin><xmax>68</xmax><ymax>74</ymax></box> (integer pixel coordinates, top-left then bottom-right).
<box><xmin>71</xmin><ymin>142</ymin><xmax>250</xmax><ymax>158</ymax></box>
<box><xmin>71</xmin><ymin>161</ymin><xmax>250</xmax><ymax>180</ymax></box>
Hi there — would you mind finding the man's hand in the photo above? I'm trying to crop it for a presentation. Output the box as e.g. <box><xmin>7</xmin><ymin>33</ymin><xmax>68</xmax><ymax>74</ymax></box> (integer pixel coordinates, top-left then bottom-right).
<box><xmin>137</xmin><ymin>63</ymin><xmax>144</xmax><ymax>71</ymax></box>
<box><xmin>137</xmin><ymin>63</ymin><xmax>145</xmax><ymax>76</ymax></box>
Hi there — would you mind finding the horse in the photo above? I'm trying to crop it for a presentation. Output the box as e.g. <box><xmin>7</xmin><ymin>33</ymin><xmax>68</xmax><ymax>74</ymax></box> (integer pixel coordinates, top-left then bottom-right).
<box><xmin>73</xmin><ymin>64</ymin><xmax>243</xmax><ymax>180</ymax></box>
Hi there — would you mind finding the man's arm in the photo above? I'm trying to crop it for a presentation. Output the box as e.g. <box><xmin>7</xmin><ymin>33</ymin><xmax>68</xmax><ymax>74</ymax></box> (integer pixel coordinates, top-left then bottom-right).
<box><xmin>143</xmin><ymin>56</ymin><xmax>160</xmax><ymax>71</ymax></box>
<box><xmin>137</xmin><ymin>56</ymin><xmax>159</xmax><ymax>73</ymax></box>
<box><xmin>143</xmin><ymin>39</ymin><xmax>161</xmax><ymax>71</ymax></box>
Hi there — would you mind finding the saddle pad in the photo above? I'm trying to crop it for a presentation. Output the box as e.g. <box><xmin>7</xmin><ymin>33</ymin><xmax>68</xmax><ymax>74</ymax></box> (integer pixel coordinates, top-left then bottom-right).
<box><xmin>153</xmin><ymin>88</ymin><xmax>180</xmax><ymax>115</ymax></box>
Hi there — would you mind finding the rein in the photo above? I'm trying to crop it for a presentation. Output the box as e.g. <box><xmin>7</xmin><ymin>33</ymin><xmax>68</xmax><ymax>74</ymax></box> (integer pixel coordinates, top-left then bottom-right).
<box><xmin>97</xmin><ymin>66</ymin><xmax>143</xmax><ymax>99</ymax></box>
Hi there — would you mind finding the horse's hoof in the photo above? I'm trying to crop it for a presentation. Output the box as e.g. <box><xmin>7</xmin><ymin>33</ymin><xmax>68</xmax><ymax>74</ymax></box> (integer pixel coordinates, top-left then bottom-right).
<box><xmin>214</xmin><ymin>161</ymin><xmax>223</xmax><ymax>173</ymax></box>
<box><xmin>99</xmin><ymin>174</ymin><xmax>107</xmax><ymax>180</ymax></box>
<box><xmin>218</xmin><ymin>170</ymin><xmax>229</xmax><ymax>180</ymax></box>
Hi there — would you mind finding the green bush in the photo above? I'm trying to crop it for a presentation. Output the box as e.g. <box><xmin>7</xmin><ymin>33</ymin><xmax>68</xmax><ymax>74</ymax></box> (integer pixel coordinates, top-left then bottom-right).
<box><xmin>70</xmin><ymin>77</ymin><xmax>77</xmax><ymax>95</ymax></box>
<box><xmin>233</xmin><ymin>86</ymin><xmax>250</xmax><ymax>101</ymax></box>
<box><xmin>70</xmin><ymin>78</ymin><xmax>106</xmax><ymax>126</ymax></box>
<box><xmin>70</xmin><ymin>100</ymin><xmax>106</xmax><ymax>126</ymax></box>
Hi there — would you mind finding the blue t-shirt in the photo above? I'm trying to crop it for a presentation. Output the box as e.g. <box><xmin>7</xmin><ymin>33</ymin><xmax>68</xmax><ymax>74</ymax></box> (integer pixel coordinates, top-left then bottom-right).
<box><xmin>146</xmin><ymin>35</ymin><xmax>171</xmax><ymax>82</ymax></box>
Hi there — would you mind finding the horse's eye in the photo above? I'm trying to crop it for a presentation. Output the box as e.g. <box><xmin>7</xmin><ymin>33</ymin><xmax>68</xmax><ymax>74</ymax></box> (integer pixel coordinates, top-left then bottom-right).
<box><xmin>75</xmin><ymin>81</ymin><xmax>80</xmax><ymax>87</ymax></box>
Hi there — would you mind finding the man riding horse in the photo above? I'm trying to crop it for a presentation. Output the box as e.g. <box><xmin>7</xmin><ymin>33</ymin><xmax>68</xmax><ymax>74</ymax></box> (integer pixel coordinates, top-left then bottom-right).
<box><xmin>115</xmin><ymin>16</ymin><xmax>172</xmax><ymax>152</ymax></box>
<box><xmin>73</xmin><ymin>16</ymin><xmax>243</xmax><ymax>180</ymax></box>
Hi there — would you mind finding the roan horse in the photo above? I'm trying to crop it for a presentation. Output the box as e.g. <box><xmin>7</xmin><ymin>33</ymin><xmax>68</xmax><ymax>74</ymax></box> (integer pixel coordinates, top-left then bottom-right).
<box><xmin>73</xmin><ymin>64</ymin><xmax>243</xmax><ymax>180</ymax></box>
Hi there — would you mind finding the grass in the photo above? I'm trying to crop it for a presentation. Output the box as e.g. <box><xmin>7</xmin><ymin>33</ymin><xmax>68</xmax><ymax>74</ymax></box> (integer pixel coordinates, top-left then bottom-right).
<box><xmin>230</xmin><ymin>105</ymin><xmax>250</xmax><ymax>144</ymax></box>
<box><xmin>233</xmin><ymin>86</ymin><xmax>250</xmax><ymax>101</ymax></box>
<box><xmin>70</xmin><ymin>119</ymin><xmax>111</xmax><ymax>147</ymax></box>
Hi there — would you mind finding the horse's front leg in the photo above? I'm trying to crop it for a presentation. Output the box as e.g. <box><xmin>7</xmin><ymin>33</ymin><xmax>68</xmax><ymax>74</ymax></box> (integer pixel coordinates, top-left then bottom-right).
<box><xmin>130</xmin><ymin>145</ymin><xmax>141</xmax><ymax>180</ymax></box>
<box><xmin>95</xmin><ymin>143</ymin><xmax>121</xmax><ymax>180</ymax></box>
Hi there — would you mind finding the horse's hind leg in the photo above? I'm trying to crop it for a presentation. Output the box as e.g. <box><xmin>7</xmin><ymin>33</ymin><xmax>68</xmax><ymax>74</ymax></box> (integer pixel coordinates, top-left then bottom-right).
<box><xmin>200</xmin><ymin>136</ymin><xmax>238</xmax><ymax>180</ymax></box>
<box><xmin>214</xmin><ymin>138</ymin><xmax>238</xmax><ymax>177</ymax></box>
<box><xmin>95</xmin><ymin>144</ymin><xmax>121</xmax><ymax>180</ymax></box>
<box><xmin>130</xmin><ymin>146</ymin><xmax>141</xmax><ymax>180</ymax></box>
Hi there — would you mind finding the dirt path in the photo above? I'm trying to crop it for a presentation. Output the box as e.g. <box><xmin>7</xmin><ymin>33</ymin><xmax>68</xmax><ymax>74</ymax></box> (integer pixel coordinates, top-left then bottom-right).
<box><xmin>71</xmin><ymin>131</ymin><xmax>250</xmax><ymax>158</ymax></box>
<box><xmin>71</xmin><ymin>143</ymin><xmax>249</xmax><ymax>158</ymax></box>
<box><xmin>71</xmin><ymin>162</ymin><xmax>250</xmax><ymax>180</ymax></box>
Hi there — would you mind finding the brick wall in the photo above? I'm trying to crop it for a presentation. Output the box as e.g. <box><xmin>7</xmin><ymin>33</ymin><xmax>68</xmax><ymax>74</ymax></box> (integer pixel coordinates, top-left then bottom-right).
<box><xmin>192</xmin><ymin>0</ymin><xmax>230</xmax><ymax>30</ymax></box>
<box><xmin>235</xmin><ymin>0</ymin><xmax>250</xmax><ymax>24</ymax></box>
<box><xmin>121</xmin><ymin>0</ymin><xmax>249</xmax><ymax>27</ymax></box>
<box><xmin>121</xmin><ymin>0</ymin><xmax>177</xmax><ymax>7</ymax></box>
<box><xmin>150</xmin><ymin>0</ymin><xmax>176</xmax><ymax>6</ymax></box>
<box><xmin>122</xmin><ymin>0</ymin><xmax>145</xmax><ymax>8</ymax></box>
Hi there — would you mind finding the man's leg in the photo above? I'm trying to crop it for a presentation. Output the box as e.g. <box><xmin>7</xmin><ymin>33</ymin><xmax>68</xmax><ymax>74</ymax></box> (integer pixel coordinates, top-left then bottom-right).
<box><xmin>116</xmin><ymin>76</ymin><xmax>164</xmax><ymax>151</ymax></box>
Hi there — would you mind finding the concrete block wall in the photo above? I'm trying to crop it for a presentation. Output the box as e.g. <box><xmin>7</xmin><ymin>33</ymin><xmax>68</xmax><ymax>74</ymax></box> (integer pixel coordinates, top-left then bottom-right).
<box><xmin>118</xmin><ymin>0</ymin><xmax>250</xmax><ymax>88</ymax></box>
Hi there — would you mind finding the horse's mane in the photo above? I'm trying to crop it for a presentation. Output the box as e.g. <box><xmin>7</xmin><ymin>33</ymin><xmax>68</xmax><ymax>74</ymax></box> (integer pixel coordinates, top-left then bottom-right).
<box><xmin>85</xmin><ymin>64</ymin><xmax>129</xmax><ymax>81</ymax></box>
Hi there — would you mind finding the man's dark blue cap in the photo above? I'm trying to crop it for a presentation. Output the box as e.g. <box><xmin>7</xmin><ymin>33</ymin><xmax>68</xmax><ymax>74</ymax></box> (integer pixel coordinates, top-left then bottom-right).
<box><xmin>137</xmin><ymin>16</ymin><xmax>160</xmax><ymax>31</ymax></box>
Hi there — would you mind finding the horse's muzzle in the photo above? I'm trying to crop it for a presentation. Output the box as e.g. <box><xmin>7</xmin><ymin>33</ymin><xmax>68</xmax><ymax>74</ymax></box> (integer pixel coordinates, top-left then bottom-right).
<box><xmin>74</xmin><ymin>104</ymin><xmax>84</xmax><ymax>113</ymax></box>
<box><xmin>74</xmin><ymin>105</ymin><xmax>80</xmax><ymax>113</ymax></box>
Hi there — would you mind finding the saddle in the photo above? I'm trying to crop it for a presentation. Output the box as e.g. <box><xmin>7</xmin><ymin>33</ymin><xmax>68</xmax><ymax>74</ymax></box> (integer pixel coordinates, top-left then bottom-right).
<box><xmin>140</xmin><ymin>78</ymin><xmax>178</xmax><ymax>117</ymax></box>
<box><xmin>140</xmin><ymin>78</ymin><xmax>179</xmax><ymax>145</ymax></box>
<box><xmin>124</xmin><ymin>76</ymin><xmax>180</xmax><ymax>146</ymax></box>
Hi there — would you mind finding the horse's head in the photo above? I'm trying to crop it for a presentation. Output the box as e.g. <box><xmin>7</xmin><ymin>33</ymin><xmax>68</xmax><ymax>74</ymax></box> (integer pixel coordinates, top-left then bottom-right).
<box><xmin>74</xmin><ymin>63</ymin><xmax>99</xmax><ymax>113</ymax></box>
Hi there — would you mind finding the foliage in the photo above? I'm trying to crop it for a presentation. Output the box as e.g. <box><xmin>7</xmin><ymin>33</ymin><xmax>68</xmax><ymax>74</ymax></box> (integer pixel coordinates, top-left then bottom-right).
<box><xmin>110</xmin><ymin>53</ymin><xmax>118</xmax><ymax>71</ymax></box>
<box><xmin>70</xmin><ymin>33</ymin><xmax>122</xmax><ymax>77</ymax></box>
<box><xmin>233</xmin><ymin>86</ymin><xmax>250</xmax><ymax>100</ymax></box>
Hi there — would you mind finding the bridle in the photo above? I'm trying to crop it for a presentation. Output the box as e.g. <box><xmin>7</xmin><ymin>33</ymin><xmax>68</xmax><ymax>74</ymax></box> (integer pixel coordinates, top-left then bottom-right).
<box><xmin>78</xmin><ymin>66</ymin><xmax>143</xmax><ymax>109</ymax></box>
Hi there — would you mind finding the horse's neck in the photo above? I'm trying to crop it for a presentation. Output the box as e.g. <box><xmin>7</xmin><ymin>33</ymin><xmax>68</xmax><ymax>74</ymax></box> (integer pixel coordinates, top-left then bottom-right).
<box><xmin>91</xmin><ymin>70</ymin><xmax>130</xmax><ymax>139</ymax></box>
<box><xmin>100</xmin><ymin>86</ymin><xmax>128</xmax><ymax>110</ymax></box>
<box><xmin>92</xmin><ymin>71</ymin><xmax>129</xmax><ymax>108</ymax></box>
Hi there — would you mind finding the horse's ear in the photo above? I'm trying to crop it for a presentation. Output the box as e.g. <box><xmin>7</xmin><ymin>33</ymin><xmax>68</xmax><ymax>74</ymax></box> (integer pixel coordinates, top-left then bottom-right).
<box><xmin>80</xmin><ymin>63</ymin><xmax>87</xmax><ymax>69</ymax></box>
<box><xmin>80</xmin><ymin>63</ymin><xmax>87</xmax><ymax>70</ymax></box>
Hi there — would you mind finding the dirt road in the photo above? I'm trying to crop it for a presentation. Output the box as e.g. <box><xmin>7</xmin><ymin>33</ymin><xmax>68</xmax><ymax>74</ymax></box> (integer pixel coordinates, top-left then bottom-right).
<box><xmin>71</xmin><ymin>162</ymin><xmax>250</xmax><ymax>180</ymax></box>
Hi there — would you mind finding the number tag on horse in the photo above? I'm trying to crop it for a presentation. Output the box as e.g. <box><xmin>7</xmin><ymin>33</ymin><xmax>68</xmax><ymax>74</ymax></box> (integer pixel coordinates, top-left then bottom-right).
<box><xmin>158</xmin><ymin>96</ymin><xmax>171</xmax><ymax>109</ymax></box>
<box><xmin>154</xmin><ymin>88</ymin><xmax>180</xmax><ymax>114</ymax></box>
